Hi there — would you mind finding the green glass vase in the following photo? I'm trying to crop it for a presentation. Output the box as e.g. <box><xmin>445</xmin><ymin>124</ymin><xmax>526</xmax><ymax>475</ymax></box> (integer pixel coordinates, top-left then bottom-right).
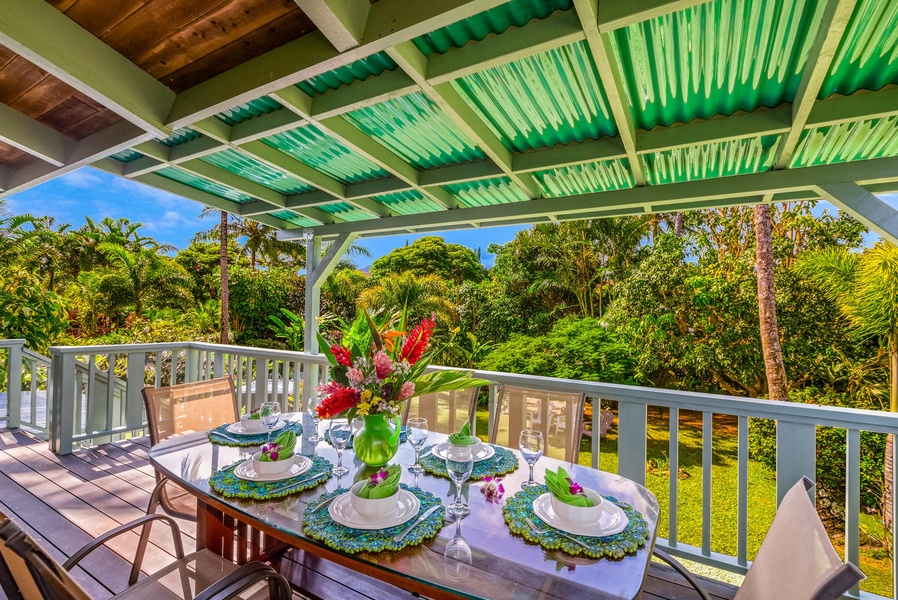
<box><xmin>353</xmin><ymin>414</ymin><xmax>401</xmax><ymax>467</ymax></box>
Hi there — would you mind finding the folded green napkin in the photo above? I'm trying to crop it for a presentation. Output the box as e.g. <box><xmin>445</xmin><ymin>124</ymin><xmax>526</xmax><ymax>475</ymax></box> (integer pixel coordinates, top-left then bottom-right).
<box><xmin>448</xmin><ymin>421</ymin><xmax>478</xmax><ymax>446</ymax></box>
<box><xmin>357</xmin><ymin>464</ymin><xmax>401</xmax><ymax>499</ymax></box>
<box><xmin>544</xmin><ymin>467</ymin><xmax>594</xmax><ymax>507</ymax></box>
<box><xmin>259</xmin><ymin>430</ymin><xmax>296</xmax><ymax>462</ymax></box>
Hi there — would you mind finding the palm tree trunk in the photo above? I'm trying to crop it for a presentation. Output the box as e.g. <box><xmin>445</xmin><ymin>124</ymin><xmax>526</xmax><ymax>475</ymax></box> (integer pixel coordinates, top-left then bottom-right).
<box><xmin>220</xmin><ymin>211</ymin><xmax>229</xmax><ymax>345</ymax></box>
<box><xmin>674</xmin><ymin>211</ymin><xmax>684</xmax><ymax>236</ymax></box>
<box><xmin>753</xmin><ymin>204</ymin><xmax>789</xmax><ymax>400</ymax></box>
<box><xmin>885</xmin><ymin>332</ymin><xmax>898</xmax><ymax>534</ymax></box>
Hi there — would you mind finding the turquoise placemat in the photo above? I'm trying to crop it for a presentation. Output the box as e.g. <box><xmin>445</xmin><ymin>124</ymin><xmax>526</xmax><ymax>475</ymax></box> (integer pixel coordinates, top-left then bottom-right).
<box><xmin>209</xmin><ymin>454</ymin><xmax>331</xmax><ymax>500</ymax></box>
<box><xmin>208</xmin><ymin>421</ymin><xmax>303</xmax><ymax>447</ymax></box>
<box><xmin>502</xmin><ymin>485</ymin><xmax>649</xmax><ymax>559</ymax></box>
<box><xmin>323</xmin><ymin>425</ymin><xmax>409</xmax><ymax>449</ymax></box>
<box><xmin>302</xmin><ymin>484</ymin><xmax>444</xmax><ymax>554</ymax></box>
<box><xmin>418</xmin><ymin>444</ymin><xmax>519</xmax><ymax>481</ymax></box>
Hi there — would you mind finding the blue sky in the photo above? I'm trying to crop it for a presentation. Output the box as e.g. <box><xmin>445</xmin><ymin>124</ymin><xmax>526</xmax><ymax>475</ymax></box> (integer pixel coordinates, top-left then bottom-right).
<box><xmin>6</xmin><ymin>166</ymin><xmax>897</xmax><ymax>268</ymax></box>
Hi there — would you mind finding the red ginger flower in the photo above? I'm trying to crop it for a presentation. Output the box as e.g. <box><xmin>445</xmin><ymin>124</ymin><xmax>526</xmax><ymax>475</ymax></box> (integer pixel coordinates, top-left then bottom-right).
<box><xmin>400</xmin><ymin>317</ymin><xmax>435</xmax><ymax>365</ymax></box>
<box><xmin>331</xmin><ymin>344</ymin><xmax>352</xmax><ymax>367</ymax></box>
<box><xmin>316</xmin><ymin>384</ymin><xmax>360</xmax><ymax>419</ymax></box>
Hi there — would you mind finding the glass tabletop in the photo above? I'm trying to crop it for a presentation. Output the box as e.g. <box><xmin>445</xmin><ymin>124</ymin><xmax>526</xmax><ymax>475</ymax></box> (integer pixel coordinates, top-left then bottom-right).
<box><xmin>148</xmin><ymin>412</ymin><xmax>660</xmax><ymax>600</ymax></box>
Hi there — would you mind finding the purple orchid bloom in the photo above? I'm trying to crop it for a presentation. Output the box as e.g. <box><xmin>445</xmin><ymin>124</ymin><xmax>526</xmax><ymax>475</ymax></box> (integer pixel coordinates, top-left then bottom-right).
<box><xmin>566</xmin><ymin>477</ymin><xmax>585</xmax><ymax>496</ymax></box>
<box><xmin>480</xmin><ymin>476</ymin><xmax>505</xmax><ymax>502</ymax></box>
<box><xmin>368</xmin><ymin>468</ymin><xmax>389</xmax><ymax>487</ymax></box>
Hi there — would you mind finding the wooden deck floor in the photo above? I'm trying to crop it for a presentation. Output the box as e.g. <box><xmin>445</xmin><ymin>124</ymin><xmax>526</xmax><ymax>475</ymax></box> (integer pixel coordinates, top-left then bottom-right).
<box><xmin>0</xmin><ymin>429</ymin><xmax>737</xmax><ymax>600</ymax></box>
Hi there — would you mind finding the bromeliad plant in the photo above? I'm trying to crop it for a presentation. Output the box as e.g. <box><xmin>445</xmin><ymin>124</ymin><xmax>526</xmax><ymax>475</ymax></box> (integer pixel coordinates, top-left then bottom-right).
<box><xmin>315</xmin><ymin>311</ymin><xmax>489</xmax><ymax>420</ymax></box>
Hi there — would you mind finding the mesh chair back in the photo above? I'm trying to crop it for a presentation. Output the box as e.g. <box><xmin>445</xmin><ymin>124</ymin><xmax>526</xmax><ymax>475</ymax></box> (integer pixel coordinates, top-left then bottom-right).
<box><xmin>0</xmin><ymin>511</ymin><xmax>91</xmax><ymax>600</ymax></box>
<box><xmin>142</xmin><ymin>378</ymin><xmax>239</xmax><ymax>446</ymax></box>
<box><xmin>402</xmin><ymin>388</ymin><xmax>480</xmax><ymax>434</ymax></box>
<box><xmin>490</xmin><ymin>385</ymin><xmax>586</xmax><ymax>463</ymax></box>
<box><xmin>735</xmin><ymin>477</ymin><xmax>865</xmax><ymax>600</ymax></box>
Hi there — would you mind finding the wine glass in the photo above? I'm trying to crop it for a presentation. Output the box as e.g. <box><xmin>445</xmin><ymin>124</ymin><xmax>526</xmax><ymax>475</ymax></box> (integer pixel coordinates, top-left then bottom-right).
<box><xmin>407</xmin><ymin>417</ymin><xmax>428</xmax><ymax>473</ymax></box>
<box><xmin>259</xmin><ymin>401</ymin><xmax>280</xmax><ymax>444</ymax></box>
<box><xmin>519</xmin><ymin>429</ymin><xmax>543</xmax><ymax>488</ymax></box>
<box><xmin>306</xmin><ymin>393</ymin><xmax>323</xmax><ymax>443</ymax></box>
<box><xmin>443</xmin><ymin>518</ymin><xmax>472</xmax><ymax>581</ymax></box>
<box><xmin>445</xmin><ymin>446</ymin><xmax>474</xmax><ymax>517</ymax></box>
<box><xmin>329</xmin><ymin>418</ymin><xmax>352</xmax><ymax>476</ymax></box>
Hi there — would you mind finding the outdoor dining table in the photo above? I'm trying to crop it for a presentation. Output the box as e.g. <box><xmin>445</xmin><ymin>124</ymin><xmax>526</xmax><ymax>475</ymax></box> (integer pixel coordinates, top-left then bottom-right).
<box><xmin>148</xmin><ymin>412</ymin><xmax>660</xmax><ymax>600</ymax></box>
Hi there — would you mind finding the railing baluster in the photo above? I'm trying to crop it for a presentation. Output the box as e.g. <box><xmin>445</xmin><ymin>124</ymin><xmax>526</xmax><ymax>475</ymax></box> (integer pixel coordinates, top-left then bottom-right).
<box><xmin>737</xmin><ymin>415</ymin><xmax>749</xmax><ymax>566</ymax></box>
<box><xmin>669</xmin><ymin>406</ymin><xmax>679</xmax><ymax>547</ymax></box>
<box><xmin>617</xmin><ymin>402</ymin><xmax>646</xmax><ymax>486</ymax></box>
<box><xmin>845</xmin><ymin>428</ymin><xmax>860</xmax><ymax>598</ymax></box>
<box><xmin>106</xmin><ymin>353</ymin><xmax>117</xmax><ymax>432</ymax></box>
<box><xmin>86</xmin><ymin>356</ymin><xmax>97</xmax><ymax>435</ymax></box>
<box><xmin>702</xmin><ymin>411</ymin><xmax>712</xmax><ymax>556</ymax></box>
<box><xmin>776</xmin><ymin>420</ymin><xmax>816</xmax><ymax>504</ymax></box>
<box><xmin>214</xmin><ymin>351</ymin><xmax>223</xmax><ymax>379</ymax></box>
<box><xmin>75</xmin><ymin>365</ymin><xmax>84</xmax><ymax>435</ymax></box>
<box><xmin>29</xmin><ymin>361</ymin><xmax>38</xmax><ymax>428</ymax></box>
<box><xmin>293</xmin><ymin>361</ymin><xmax>302</xmax><ymax>412</ymax></box>
<box><xmin>255</xmin><ymin>355</ymin><xmax>267</xmax><ymax>408</ymax></box>
<box><xmin>169</xmin><ymin>351</ymin><xmax>176</xmax><ymax>386</ymax></box>
<box><xmin>6</xmin><ymin>342</ymin><xmax>22</xmax><ymax>429</ymax></box>
<box><xmin>236</xmin><ymin>355</ymin><xmax>244</xmax><ymax>410</ymax></box>
<box><xmin>590</xmin><ymin>398</ymin><xmax>600</xmax><ymax>469</ymax></box>
<box><xmin>125</xmin><ymin>353</ymin><xmax>146</xmax><ymax>431</ymax></box>
<box><xmin>154</xmin><ymin>352</ymin><xmax>162</xmax><ymax>388</ymax></box>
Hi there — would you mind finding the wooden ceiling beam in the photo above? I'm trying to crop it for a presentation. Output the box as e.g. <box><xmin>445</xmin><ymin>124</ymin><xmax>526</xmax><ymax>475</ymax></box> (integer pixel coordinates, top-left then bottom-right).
<box><xmin>294</xmin><ymin>0</ymin><xmax>371</xmax><ymax>52</ymax></box>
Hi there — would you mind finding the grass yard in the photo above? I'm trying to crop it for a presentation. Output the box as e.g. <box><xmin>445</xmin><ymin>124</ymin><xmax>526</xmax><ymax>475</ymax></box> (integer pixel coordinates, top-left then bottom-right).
<box><xmin>474</xmin><ymin>405</ymin><xmax>892</xmax><ymax>596</ymax></box>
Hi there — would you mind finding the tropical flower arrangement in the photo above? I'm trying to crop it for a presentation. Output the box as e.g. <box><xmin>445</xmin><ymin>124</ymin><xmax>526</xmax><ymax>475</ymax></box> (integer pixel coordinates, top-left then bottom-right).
<box><xmin>315</xmin><ymin>311</ymin><xmax>488</xmax><ymax>420</ymax></box>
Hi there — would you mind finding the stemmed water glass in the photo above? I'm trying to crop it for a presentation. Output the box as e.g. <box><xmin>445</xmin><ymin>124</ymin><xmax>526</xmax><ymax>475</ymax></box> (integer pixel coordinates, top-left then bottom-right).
<box><xmin>519</xmin><ymin>429</ymin><xmax>543</xmax><ymax>488</ymax></box>
<box><xmin>306</xmin><ymin>393</ymin><xmax>323</xmax><ymax>443</ymax></box>
<box><xmin>260</xmin><ymin>401</ymin><xmax>280</xmax><ymax>444</ymax></box>
<box><xmin>329</xmin><ymin>418</ymin><xmax>352</xmax><ymax>476</ymax></box>
<box><xmin>445</xmin><ymin>446</ymin><xmax>474</xmax><ymax>517</ymax></box>
<box><xmin>443</xmin><ymin>518</ymin><xmax>472</xmax><ymax>581</ymax></box>
<box><xmin>407</xmin><ymin>417</ymin><xmax>428</xmax><ymax>473</ymax></box>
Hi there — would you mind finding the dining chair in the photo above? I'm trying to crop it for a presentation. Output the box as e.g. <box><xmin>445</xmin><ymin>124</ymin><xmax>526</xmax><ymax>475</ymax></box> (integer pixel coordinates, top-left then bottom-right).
<box><xmin>0</xmin><ymin>508</ymin><xmax>293</xmax><ymax>600</ymax></box>
<box><xmin>142</xmin><ymin>377</ymin><xmax>239</xmax><ymax>520</ymax></box>
<box><xmin>489</xmin><ymin>385</ymin><xmax>586</xmax><ymax>463</ymax></box>
<box><xmin>401</xmin><ymin>387</ymin><xmax>480</xmax><ymax>435</ymax></box>
<box><xmin>655</xmin><ymin>477</ymin><xmax>865</xmax><ymax>600</ymax></box>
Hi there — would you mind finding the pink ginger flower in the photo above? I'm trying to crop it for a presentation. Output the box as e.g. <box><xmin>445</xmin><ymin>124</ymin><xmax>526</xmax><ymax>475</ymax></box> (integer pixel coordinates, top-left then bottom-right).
<box><xmin>398</xmin><ymin>381</ymin><xmax>416</xmax><ymax>400</ymax></box>
<box><xmin>373</xmin><ymin>350</ymin><xmax>393</xmax><ymax>379</ymax></box>
<box><xmin>347</xmin><ymin>367</ymin><xmax>364</xmax><ymax>384</ymax></box>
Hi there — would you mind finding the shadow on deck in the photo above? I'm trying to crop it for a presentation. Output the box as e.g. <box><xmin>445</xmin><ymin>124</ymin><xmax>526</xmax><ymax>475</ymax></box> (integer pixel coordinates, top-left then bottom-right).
<box><xmin>0</xmin><ymin>429</ymin><xmax>737</xmax><ymax>600</ymax></box>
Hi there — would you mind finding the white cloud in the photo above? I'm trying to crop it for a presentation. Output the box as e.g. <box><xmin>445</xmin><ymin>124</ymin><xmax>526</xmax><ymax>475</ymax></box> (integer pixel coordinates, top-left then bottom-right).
<box><xmin>145</xmin><ymin>210</ymin><xmax>195</xmax><ymax>232</ymax></box>
<box><xmin>59</xmin><ymin>168</ymin><xmax>104</xmax><ymax>189</ymax></box>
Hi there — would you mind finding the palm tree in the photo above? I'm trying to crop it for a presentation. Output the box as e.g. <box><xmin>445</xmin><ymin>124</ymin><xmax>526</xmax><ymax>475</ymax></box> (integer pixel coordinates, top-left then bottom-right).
<box><xmin>194</xmin><ymin>208</ymin><xmax>236</xmax><ymax>344</ymax></box>
<box><xmin>98</xmin><ymin>242</ymin><xmax>190</xmax><ymax>318</ymax></box>
<box><xmin>753</xmin><ymin>204</ymin><xmax>789</xmax><ymax>400</ymax></box>
<box><xmin>357</xmin><ymin>272</ymin><xmax>456</xmax><ymax>325</ymax></box>
<box><xmin>18</xmin><ymin>216</ymin><xmax>71</xmax><ymax>293</ymax></box>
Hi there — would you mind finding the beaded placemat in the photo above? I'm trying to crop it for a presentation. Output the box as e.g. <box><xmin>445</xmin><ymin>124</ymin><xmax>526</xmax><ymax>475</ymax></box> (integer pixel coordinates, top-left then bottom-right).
<box><xmin>323</xmin><ymin>425</ymin><xmax>409</xmax><ymax>449</ymax></box>
<box><xmin>417</xmin><ymin>444</ymin><xmax>519</xmax><ymax>481</ymax></box>
<box><xmin>209</xmin><ymin>455</ymin><xmax>332</xmax><ymax>500</ymax></box>
<box><xmin>208</xmin><ymin>421</ymin><xmax>303</xmax><ymax>447</ymax></box>
<box><xmin>502</xmin><ymin>485</ymin><xmax>649</xmax><ymax>559</ymax></box>
<box><xmin>302</xmin><ymin>484</ymin><xmax>444</xmax><ymax>554</ymax></box>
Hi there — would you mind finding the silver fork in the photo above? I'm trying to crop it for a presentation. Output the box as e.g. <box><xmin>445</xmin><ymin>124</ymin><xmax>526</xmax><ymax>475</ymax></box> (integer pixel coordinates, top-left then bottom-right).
<box><xmin>524</xmin><ymin>517</ymin><xmax>590</xmax><ymax>550</ymax></box>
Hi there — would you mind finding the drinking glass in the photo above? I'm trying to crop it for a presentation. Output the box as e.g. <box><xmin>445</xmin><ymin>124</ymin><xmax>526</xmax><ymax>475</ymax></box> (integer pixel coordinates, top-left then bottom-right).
<box><xmin>329</xmin><ymin>418</ymin><xmax>352</xmax><ymax>476</ymax></box>
<box><xmin>519</xmin><ymin>429</ymin><xmax>543</xmax><ymax>488</ymax></box>
<box><xmin>259</xmin><ymin>401</ymin><xmax>280</xmax><ymax>444</ymax></box>
<box><xmin>407</xmin><ymin>417</ymin><xmax>428</xmax><ymax>473</ymax></box>
<box><xmin>445</xmin><ymin>446</ymin><xmax>474</xmax><ymax>517</ymax></box>
<box><xmin>306</xmin><ymin>393</ymin><xmax>323</xmax><ymax>443</ymax></box>
<box><xmin>443</xmin><ymin>519</ymin><xmax>472</xmax><ymax>581</ymax></box>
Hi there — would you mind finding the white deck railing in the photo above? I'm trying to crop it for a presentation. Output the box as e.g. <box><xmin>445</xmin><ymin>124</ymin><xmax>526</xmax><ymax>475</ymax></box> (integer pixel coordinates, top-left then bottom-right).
<box><xmin>2</xmin><ymin>339</ymin><xmax>896</xmax><ymax>599</ymax></box>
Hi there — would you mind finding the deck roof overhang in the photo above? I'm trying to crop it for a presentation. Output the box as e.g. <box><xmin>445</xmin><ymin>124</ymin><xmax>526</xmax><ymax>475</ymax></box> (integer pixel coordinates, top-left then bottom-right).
<box><xmin>2</xmin><ymin>0</ymin><xmax>898</xmax><ymax>242</ymax></box>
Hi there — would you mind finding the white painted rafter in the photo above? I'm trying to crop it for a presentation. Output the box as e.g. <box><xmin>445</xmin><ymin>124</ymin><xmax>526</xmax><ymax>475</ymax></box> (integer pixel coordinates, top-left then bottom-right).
<box><xmin>815</xmin><ymin>182</ymin><xmax>898</xmax><ymax>245</ymax></box>
<box><xmin>0</xmin><ymin>104</ymin><xmax>74</xmax><ymax>167</ymax></box>
<box><xmin>294</xmin><ymin>0</ymin><xmax>371</xmax><ymax>52</ymax></box>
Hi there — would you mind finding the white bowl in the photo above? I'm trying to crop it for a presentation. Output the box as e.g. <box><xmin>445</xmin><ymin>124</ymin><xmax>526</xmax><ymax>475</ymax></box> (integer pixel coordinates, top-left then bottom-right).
<box><xmin>349</xmin><ymin>480</ymin><xmax>399</xmax><ymax>517</ymax></box>
<box><xmin>251</xmin><ymin>451</ymin><xmax>295</xmax><ymax>476</ymax></box>
<box><xmin>240</xmin><ymin>414</ymin><xmax>267</xmax><ymax>433</ymax></box>
<box><xmin>449</xmin><ymin>436</ymin><xmax>482</xmax><ymax>449</ymax></box>
<box><xmin>550</xmin><ymin>489</ymin><xmax>605</xmax><ymax>524</ymax></box>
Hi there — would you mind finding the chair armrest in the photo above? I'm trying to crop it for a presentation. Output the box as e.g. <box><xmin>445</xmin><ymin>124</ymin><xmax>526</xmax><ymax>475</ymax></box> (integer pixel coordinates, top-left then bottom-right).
<box><xmin>652</xmin><ymin>548</ymin><xmax>713</xmax><ymax>600</ymax></box>
<box><xmin>62</xmin><ymin>514</ymin><xmax>185</xmax><ymax>581</ymax></box>
<box><xmin>193</xmin><ymin>562</ymin><xmax>292</xmax><ymax>600</ymax></box>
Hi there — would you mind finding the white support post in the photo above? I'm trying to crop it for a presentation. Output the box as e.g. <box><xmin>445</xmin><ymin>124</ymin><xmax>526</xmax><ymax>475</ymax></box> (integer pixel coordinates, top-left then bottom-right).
<box><xmin>617</xmin><ymin>402</ymin><xmax>647</xmax><ymax>486</ymax></box>
<box><xmin>6</xmin><ymin>341</ymin><xmax>22</xmax><ymax>429</ymax></box>
<box><xmin>125</xmin><ymin>352</ymin><xmax>146</xmax><ymax>430</ymax></box>
<box><xmin>776</xmin><ymin>420</ymin><xmax>816</xmax><ymax>505</ymax></box>
<box><xmin>48</xmin><ymin>350</ymin><xmax>76</xmax><ymax>455</ymax></box>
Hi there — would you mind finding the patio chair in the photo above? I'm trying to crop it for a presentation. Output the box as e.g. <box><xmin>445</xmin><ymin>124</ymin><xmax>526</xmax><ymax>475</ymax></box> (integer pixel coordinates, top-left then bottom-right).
<box><xmin>655</xmin><ymin>477</ymin><xmax>865</xmax><ymax>600</ymax></box>
<box><xmin>401</xmin><ymin>387</ymin><xmax>480</xmax><ymax>435</ymax></box>
<box><xmin>489</xmin><ymin>385</ymin><xmax>586</xmax><ymax>463</ymax></box>
<box><xmin>143</xmin><ymin>378</ymin><xmax>239</xmax><ymax>520</ymax></box>
<box><xmin>0</xmin><ymin>508</ymin><xmax>293</xmax><ymax>600</ymax></box>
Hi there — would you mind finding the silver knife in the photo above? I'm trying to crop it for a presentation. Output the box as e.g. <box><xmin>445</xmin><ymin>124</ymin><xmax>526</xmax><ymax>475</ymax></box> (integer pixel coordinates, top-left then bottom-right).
<box><xmin>310</xmin><ymin>494</ymin><xmax>338</xmax><ymax>513</ymax></box>
<box><xmin>393</xmin><ymin>505</ymin><xmax>443</xmax><ymax>542</ymax></box>
<box><xmin>210</xmin><ymin>431</ymin><xmax>244</xmax><ymax>444</ymax></box>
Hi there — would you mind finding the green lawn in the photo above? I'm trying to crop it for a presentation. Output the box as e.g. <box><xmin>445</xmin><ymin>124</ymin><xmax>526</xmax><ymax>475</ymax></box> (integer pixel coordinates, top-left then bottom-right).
<box><xmin>475</xmin><ymin>406</ymin><xmax>891</xmax><ymax>596</ymax></box>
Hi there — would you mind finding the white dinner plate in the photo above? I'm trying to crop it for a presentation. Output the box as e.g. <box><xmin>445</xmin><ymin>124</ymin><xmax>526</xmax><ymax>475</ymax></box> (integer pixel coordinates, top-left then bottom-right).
<box><xmin>532</xmin><ymin>493</ymin><xmax>629</xmax><ymax>537</ymax></box>
<box><xmin>226</xmin><ymin>419</ymin><xmax>287</xmax><ymax>435</ymax></box>
<box><xmin>233</xmin><ymin>454</ymin><xmax>312</xmax><ymax>482</ymax></box>
<box><xmin>432</xmin><ymin>442</ymin><xmax>495</xmax><ymax>462</ymax></box>
<box><xmin>328</xmin><ymin>490</ymin><xmax>421</xmax><ymax>530</ymax></box>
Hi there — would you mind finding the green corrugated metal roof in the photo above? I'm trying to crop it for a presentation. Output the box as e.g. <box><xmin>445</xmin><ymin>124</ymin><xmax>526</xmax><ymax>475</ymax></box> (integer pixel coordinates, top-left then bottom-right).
<box><xmin>412</xmin><ymin>0</ymin><xmax>573</xmax><ymax>57</ymax></box>
<box><xmin>641</xmin><ymin>136</ymin><xmax>780</xmax><ymax>185</ymax></box>
<box><xmin>534</xmin><ymin>159</ymin><xmax>634</xmax><ymax>197</ymax></box>
<box><xmin>157</xmin><ymin>166</ymin><xmax>252</xmax><ymax>204</ymax></box>
<box><xmin>344</xmin><ymin>92</ymin><xmax>486</xmax><ymax>169</ymax></box>
<box><xmin>444</xmin><ymin>177</ymin><xmax>529</xmax><ymax>207</ymax></box>
<box><xmin>158</xmin><ymin>127</ymin><xmax>201</xmax><ymax>147</ymax></box>
<box><xmin>296</xmin><ymin>52</ymin><xmax>398</xmax><ymax>95</ymax></box>
<box><xmin>453</xmin><ymin>41</ymin><xmax>616</xmax><ymax>152</ymax></box>
<box><xmin>790</xmin><ymin>116</ymin><xmax>898</xmax><ymax>167</ymax></box>
<box><xmin>215</xmin><ymin>97</ymin><xmax>283</xmax><ymax>125</ymax></box>
<box><xmin>819</xmin><ymin>0</ymin><xmax>898</xmax><ymax>98</ymax></box>
<box><xmin>374</xmin><ymin>190</ymin><xmax>446</xmax><ymax>215</ymax></box>
<box><xmin>613</xmin><ymin>0</ymin><xmax>824</xmax><ymax>130</ymax></box>
<box><xmin>109</xmin><ymin>149</ymin><xmax>143</xmax><ymax>163</ymax></box>
<box><xmin>200</xmin><ymin>149</ymin><xmax>313</xmax><ymax>195</ymax></box>
<box><xmin>269</xmin><ymin>210</ymin><xmax>320</xmax><ymax>227</ymax></box>
<box><xmin>317</xmin><ymin>202</ymin><xmax>377</xmax><ymax>222</ymax></box>
<box><xmin>263</xmin><ymin>125</ymin><xmax>388</xmax><ymax>184</ymax></box>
